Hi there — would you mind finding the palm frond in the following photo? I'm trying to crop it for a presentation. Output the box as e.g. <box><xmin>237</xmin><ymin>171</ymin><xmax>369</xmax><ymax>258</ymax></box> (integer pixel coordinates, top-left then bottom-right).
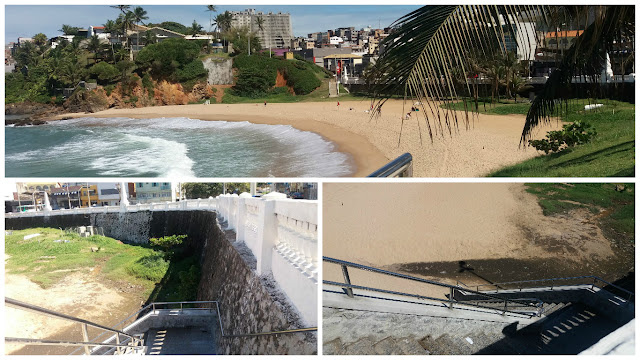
<box><xmin>521</xmin><ymin>5</ymin><xmax>635</xmax><ymax>143</ymax></box>
<box><xmin>370</xmin><ymin>5</ymin><xmax>543</xmax><ymax>140</ymax></box>
<box><xmin>370</xmin><ymin>5</ymin><xmax>634</xmax><ymax>144</ymax></box>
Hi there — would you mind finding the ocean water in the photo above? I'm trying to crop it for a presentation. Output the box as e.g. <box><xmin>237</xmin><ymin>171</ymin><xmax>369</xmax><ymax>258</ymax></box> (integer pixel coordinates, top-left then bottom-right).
<box><xmin>5</xmin><ymin>117</ymin><xmax>353</xmax><ymax>177</ymax></box>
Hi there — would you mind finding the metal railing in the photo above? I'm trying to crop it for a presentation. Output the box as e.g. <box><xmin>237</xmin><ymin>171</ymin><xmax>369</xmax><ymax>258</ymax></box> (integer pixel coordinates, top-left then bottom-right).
<box><xmin>471</xmin><ymin>276</ymin><xmax>635</xmax><ymax>302</ymax></box>
<box><xmin>368</xmin><ymin>153</ymin><xmax>413</xmax><ymax>178</ymax></box>
<box><xmin>5</xmin><ymin>297</ymin><xmax>144</xmax><ymax>355</ymax></box>
<box><xmin>7</xmin><ymin>299</ymin><xmax>317</xmax><ymax>356</ymax></box>
<box><xmin>323</xmin><ymin>257</ymin><xmax>543</xmax><ymax>317</ymax></box>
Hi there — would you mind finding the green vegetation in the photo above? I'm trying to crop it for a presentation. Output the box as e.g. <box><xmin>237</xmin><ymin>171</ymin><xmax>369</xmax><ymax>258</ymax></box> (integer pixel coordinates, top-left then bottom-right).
<box><xmin>182</xmin><ymin>182</ymin><xmax>251</xmax><ymax>198</ymax></box>
<box><xmin>525</xmin><ymin>183</ymin><xmax>634</xmax><ymax>243</ymax></box>
<box><xmin>230</xmin><ymin>53</ymin><xmax>323</xmax><ymax>98</ymax></box>
<box><xmin>443</xmin><ymin>99</ymin><xmax>533</xmax><ymax>115</ymax></box>
<box><xmin>136</xmin><ymin>38</ymin><xmax>207</xmax><ymax>86</ymax></box>
<box><xmin>489</xmin><ymin>100</ymin><xmax>634</xmax><ymax>177</ymax></box>
<box><xmin>5</xmin><ymin>228</ymin><xmax>200</xmax><ymax>301</ymax></box>
<box><xmin>528</xmin><ymin>121</ymin><xmax>597</xmax><ymax>154</ymax></box>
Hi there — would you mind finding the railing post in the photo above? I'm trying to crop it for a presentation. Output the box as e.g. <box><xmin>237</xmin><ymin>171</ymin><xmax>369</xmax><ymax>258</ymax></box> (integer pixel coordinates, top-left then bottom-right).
<box><xmin>341</xmin><ymin>265</ymin><xmax>354</xmax><ymax>298</ymax></box>
<box><xmin>550</xmin><ymin>279</ymin><xmax>554</xmax><ymax>291</ymax></box>
<box><xmin>503</xmin><ymin>300</ymin><xmax>508</xmax><ymax>315</ymax></box>
<box><xmin>591</xmin><ymin>277</ymin><xmax>596</xmax><ymax>290</ymax></box>
<box><xmin>115</xmin><ymin>333</ymin><xmax>122</xmax><ymax>355</ymax></box>
<box><xmin>81</xmin><ymin>323</ymin><xmax>90</xmax><ymax>355</ymax></box>
<box><xmin>449</xmin><ymin>287</ymin><xmax>454</xmax><ymax>309</ymax></box>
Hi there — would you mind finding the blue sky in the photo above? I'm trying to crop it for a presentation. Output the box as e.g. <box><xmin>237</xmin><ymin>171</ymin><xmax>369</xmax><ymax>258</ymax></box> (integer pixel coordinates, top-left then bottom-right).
<box><xmin>5</xmin><ymin>5</ymin><xmax>421</xmax><ymax>43</ymax></box>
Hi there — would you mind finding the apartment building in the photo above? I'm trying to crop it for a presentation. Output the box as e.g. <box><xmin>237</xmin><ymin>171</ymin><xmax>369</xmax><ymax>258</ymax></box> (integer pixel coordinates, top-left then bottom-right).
<box><xmin>230</xmin><ymin>8</ymin><xmax>293</xmax><ymax>49</ymax></box>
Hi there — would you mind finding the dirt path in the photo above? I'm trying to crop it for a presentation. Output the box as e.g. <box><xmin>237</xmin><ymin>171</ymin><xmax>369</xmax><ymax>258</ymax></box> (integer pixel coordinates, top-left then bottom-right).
<box><xmin>322</xmin><ymin>183</ymin><xmax>631</xmax><ymax>298</ymax></box>
<box><xmin>4</xmin><ymin>270</ymin><xmax>144</xmax><ymax>355</ymax></box>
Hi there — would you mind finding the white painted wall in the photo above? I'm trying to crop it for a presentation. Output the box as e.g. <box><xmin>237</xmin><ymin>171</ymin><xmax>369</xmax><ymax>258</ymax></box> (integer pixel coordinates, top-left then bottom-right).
<box><xmin>217</xmin><ymin>193</ymin><xmax>318</xmax><ymax>325</ymax></box>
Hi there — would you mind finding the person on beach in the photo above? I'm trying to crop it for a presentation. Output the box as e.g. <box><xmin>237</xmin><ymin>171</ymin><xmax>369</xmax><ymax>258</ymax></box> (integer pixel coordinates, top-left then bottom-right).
<box><xmin>264</xmin><ymin>101</ymin><xmax>267</xmax><ymax>107</ymax></box>
<box><xmin>337</xmin><ymin>101</ymin><xmax>340</xmax><ymax>108</ymax></box>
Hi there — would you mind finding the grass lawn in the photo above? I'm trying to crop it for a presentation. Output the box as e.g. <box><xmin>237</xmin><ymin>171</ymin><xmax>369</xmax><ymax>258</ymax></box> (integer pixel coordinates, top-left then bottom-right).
<box><xmin>4</xmin><ymin>228</ymin><xmax>199</xmax><ymax>301</ymax></box>
<box><xmin>525</xmin><ymin>183</ymin><xmax>635</xmax><ymax>243</ymax></box>
<box><xmin>444</xmin><ymin>99</ymin><xmax>635</xmax><ymax>177</ymax></box>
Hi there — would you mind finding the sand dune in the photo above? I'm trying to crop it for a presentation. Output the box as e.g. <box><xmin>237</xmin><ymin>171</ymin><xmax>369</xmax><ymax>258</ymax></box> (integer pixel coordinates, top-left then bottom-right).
<box><xmin>57</xmin><ymin>99</ymin><xmax>559</xmax><ymax>177</ymax></box>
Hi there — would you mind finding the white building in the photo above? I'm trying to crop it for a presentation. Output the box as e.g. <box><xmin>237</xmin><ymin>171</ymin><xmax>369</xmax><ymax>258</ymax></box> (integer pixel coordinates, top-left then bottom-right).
<box><xmin>89</xmin><ymin>26</ymin><xmax>109</xmax><ymax>40</ymax></box>
<box><xmin>329</xmin><ymin>36</ymin><xmax>344</xmax><ymax>45</ymax></box>
<box><xmin>229</xmin><ymin>8</ymin><xmax>293</xmax><ymax>49</ymax></box>
<box><xmin>97</xmin><ymin>182</ymin><xmax>120</xmax><ymax>206</ymax></box>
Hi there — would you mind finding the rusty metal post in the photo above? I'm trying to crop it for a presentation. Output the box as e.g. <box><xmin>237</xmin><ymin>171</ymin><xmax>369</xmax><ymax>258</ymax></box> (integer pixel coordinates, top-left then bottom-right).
<box><xmin>341</xmin><ymin>265</ymin><xmax>354</xmax><ymax>298</ymax></box>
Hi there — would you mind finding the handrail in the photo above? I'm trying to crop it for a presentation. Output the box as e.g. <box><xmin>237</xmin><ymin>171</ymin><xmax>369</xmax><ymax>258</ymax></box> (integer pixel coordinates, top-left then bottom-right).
<box><xmin>474</xmin><ymin>275</ymin><xmax>635</xmax><ymax>301</ymax></box>
<box><xmin>76</xmin><ymin>300</ymin><xmax>318</xmax><ymax>355</ymax></box>
<box><xmin>7</xmin><ymin>298</ymin><xmax>317</xmax><ymax>355</ymax></box>
<box><xmin>5</xmin><ymin>337</ymin><xmax>144</xmax><ymax>349</ymax></box>
<box><xmin>5</xmin><ymin>298</ymin><xmax>139</xmax><ymax>339</ymax></box>
<box><xmin>323</xmin><ymin>257</ymin><xmax>543</xmax><ymax>316</ymax></box>
<box><xmin>367</xmin><ymin>152</ymin><xmax>413</xmax><ymax>177</ymax></box>
<box><xmin>5</xmin><ymin>297</ymin><xmax>143</xmax><ymax>355</ymax></box>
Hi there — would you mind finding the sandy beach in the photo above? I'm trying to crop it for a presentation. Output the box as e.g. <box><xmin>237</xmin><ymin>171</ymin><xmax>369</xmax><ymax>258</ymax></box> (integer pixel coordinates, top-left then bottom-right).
<box><xmin>322</xmin><ymin>183</ymin><xmax>628</xmax><ymax>298</ymax></box>
<box><xmin>56</xmin><ymin>99</ymin><xmax>559</xmax><ymax>177</ymax></box>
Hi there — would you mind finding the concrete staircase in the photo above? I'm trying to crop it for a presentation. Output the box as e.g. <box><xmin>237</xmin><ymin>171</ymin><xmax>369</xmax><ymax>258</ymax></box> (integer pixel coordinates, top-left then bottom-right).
<box><xmin>323</xmin><ymin>283</ymin><xmax>634</xmax><ymax>355</ymax></box>
<box><xmin>328</xmin><ymin>79</ymin><xmax>338</xmax><ymax>98</ymax></box>
<box><xmin>144</xmin><ymin>326</ymin><xmax>217</xmax><ymax>355</ymax></box>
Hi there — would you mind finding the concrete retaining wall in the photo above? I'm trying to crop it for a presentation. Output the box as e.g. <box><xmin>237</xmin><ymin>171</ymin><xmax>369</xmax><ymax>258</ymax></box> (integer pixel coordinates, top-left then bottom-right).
<box><xmin>5</xmin><ymin>210</ymin><xmax>317</xmax><ymax>355</ymax></box>
<box><xmin>203</xmin><ymin>58</ymin><xmax>233</xmax><ymax>85</ymax></box>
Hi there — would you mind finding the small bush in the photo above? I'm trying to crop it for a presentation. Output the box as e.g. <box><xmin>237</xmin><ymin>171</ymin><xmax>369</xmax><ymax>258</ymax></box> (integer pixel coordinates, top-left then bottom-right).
<box><xmin>150</xmin><ymin>234</ymin><xmax>187</xmax><ymax>250</ymax></box>
<box><xmin>89</xmin><ymin>62</ymin><xmax>119</xmax><ymax>85</ymax></box>
<box><xmin>529</xmin><ymin>121</ymin><xmax>597</xmax><ymax>154</ymax></box>
<box><xmin>176</xmin><ymin>60</ymin><xmax>208</xmax><ymax>82</ymax></box>
<box><xmin>126</xmin><ymin>253</ymin><xmax>169</xmax><ymax>282</ymax></box>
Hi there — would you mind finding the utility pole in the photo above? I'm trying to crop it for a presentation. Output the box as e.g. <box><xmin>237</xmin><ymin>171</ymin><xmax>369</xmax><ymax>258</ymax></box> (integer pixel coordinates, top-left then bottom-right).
<box><xmin>67</xmin><ymin>183</ymin><xmax>71</xmax><ymax>209</ymax></box>
<box><xmin>86</xmin><ymin>182</ymin><xmax>91</xmax><ymax>207</ymax></box>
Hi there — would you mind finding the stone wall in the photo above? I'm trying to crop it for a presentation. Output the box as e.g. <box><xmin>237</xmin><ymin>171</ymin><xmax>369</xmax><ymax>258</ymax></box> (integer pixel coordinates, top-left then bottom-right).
<box><xmin>197</xmin><ymin>215</ymin><xmax>317</xmax><ymax>355</ymax></box>
<box><xmin>5</xmin><ymin>210</ymin><xmax>317</xmax><ymax>355</ymax></box>
<box><xmin>203</xmin><ymin>58</ymin><xmax>233</xmax><ymax>85</ymax></box>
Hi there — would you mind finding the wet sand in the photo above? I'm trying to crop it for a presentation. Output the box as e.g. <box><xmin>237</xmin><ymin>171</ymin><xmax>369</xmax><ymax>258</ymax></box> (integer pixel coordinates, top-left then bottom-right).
<box><xmin>55</xmin><ymin>99</ymin><xmax>559</xmax><ymax>177</ymax></box>
<box><xmin>322</xmin><ymin>183</ymin><xmax>632</xmax><ymax>299</ymax></box>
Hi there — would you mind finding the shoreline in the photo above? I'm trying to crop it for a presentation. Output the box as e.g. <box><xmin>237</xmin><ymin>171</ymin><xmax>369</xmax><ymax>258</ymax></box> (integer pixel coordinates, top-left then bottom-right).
<box><xmin>53</xmin><ymin>103</ymin><xmax>389</xmax><ymax>177</ymax></box>
<box><xmin>53</xmin><ymin>99</ymin><xmax>559</xmax><ymax>177</ymax></box>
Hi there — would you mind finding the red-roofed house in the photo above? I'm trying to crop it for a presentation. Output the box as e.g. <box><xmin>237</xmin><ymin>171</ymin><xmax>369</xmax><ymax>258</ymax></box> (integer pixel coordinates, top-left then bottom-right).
<box><xmin>89</xmin><ymin>25</ymin><xmax>109</xmax><ymax>39</ymax></box>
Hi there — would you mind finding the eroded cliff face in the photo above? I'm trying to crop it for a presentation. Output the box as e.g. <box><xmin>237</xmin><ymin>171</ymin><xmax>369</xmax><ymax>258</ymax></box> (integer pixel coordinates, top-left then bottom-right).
<box><xmin>61</xmin><ymin>76</ymin><xmax>216</xmax><ymax>114</ymax></box>
<box><xmin>6</xmin><ymin>211</ymin><xmax>317</xmax><ymax>355</ymax></box>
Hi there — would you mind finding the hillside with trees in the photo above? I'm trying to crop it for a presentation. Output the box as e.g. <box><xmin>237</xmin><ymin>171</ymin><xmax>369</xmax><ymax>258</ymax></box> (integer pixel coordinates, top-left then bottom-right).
<box><xmin>5</xmin><ymin>5</ymin><xmax>331</xmax><ymax>118</ymax></box>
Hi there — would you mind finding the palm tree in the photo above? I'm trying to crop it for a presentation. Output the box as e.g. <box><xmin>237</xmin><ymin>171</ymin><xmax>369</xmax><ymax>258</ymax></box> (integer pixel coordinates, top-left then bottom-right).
<box><xmin>206</xmin><ymin>5</ymin><xmax>217</xmax><ymax>33</ymax></box>
<box><xmin>132</xmin><ymin>6</ymin><xmax>149</xmax><ymax>56</ymax></box>
<box><xmin>33</xmin><ymin>33</ymin><xmax>47</xmax><ymax>46</ymax></box>
<box><xmin>87</xmin><ymin>35</ymin><xmax>103</xmax><ymax>64</ymax></box>
<box><xmin>216</xmin><ymin>11</ymin><xmax>234</xmax><ymax>46</ymax></box>
<box><xmin>59</xmin><ymin>24</ymin><xmax>79</xmax><ymax>36</ymax></box>
<box><xmin>111</xmin><ymin>5</ymin><xmax>131</xmax><ymax>54</ymax></box>
<box><xmin>103</xmin><ymin>19</ymin><xmax>119</xmax><ymax>62</ymax></box>
<box><xmin>255</xmin><ymin>15</ymin><xmax>265</xmax><ymax>56</ymax></box>
<box><xmin>189</xmin><ymin>20</ymin><xmax>203</xmax><ymax>37</ymax></box>
<box><xmin>368</xmin><ymin>5</ymin><xmax>635</xmax><ymax>143</ymax></box>
<box><xmin>501</xmin><ymin>51</ymin><xmax>520</xmax><ymax>100</ymax></box>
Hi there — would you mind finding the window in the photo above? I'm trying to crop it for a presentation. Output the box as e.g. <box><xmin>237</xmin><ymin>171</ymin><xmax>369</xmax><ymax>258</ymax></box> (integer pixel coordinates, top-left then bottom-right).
<box><xmin>137</xmin><ymin>183</ymin><xmax>143</xmax><ymax>188</ymax></box>
<box><xmin>152</xmin><ymin>183</ymin><xmax>158</xmax><ymax>187</ymax></box>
